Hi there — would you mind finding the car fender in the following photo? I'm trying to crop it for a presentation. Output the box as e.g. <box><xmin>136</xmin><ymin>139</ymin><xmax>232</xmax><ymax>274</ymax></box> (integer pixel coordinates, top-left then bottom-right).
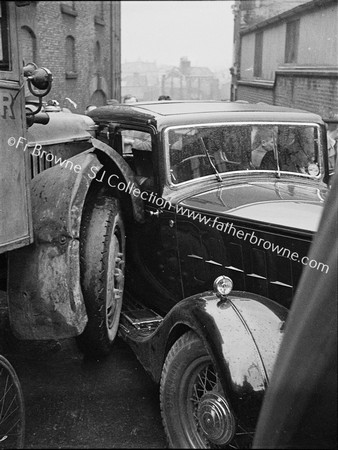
<box><xmin>8</xmin><ymin>142</ymin><xmax>143</xmax><ymax>340</ymax></box>
<box><xmin>122</xmin><ymin>291</ymin><xmax>287</xmax><ymax>427</ymax></box>
<box><xmin>90</xmin><ymin>137</ymin><xmax>145</xmax><ymax>223</ymax></box>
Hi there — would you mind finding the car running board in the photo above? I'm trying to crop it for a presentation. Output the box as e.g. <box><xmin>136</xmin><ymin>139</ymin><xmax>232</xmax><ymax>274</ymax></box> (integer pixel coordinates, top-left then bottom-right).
<box><xmin>120</xmin><ymin>308</ymin><xmax>163</xmax><ymax>334</ymax></box>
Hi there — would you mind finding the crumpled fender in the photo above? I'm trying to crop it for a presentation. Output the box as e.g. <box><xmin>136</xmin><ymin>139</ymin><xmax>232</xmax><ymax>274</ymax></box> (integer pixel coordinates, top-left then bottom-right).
<box><xmin>90</xmin><ymin>137</ymin><xmax>144</xmax><ymax>223</ymax></box>
<box><xmin>8</xmin><ymin>142</ymin><xmax>143</xmax><ymax>340</ymax></box>
<box><xmin>121</xmin><ymin>291</ymin><xmax>287</xmax><ymax>429</ymax></box>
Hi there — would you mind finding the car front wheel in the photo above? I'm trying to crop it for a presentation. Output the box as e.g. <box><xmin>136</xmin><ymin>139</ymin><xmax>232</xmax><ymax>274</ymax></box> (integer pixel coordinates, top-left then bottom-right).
<box><xmin>160</xmin><ymin>331</ymin><xmax>239</xmax><ymax>448</ymax></box>
<box><xmin>78</xmin><ymin>196</ymin><xmax>125</xmax><ymax>357</ymax></box>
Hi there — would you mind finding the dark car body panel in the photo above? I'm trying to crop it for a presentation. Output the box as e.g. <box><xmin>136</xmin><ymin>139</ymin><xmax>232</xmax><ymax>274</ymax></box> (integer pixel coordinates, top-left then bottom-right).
<box><xmin>179</xmin><ymin>180</ymin><xmax>324</xmax><ymax>232</ymax></box>
<box><xmin>89</xmin><ymin>100</ymin><xmax>328</xmax><ymax>310</ymax></box>
<box><xmin>89</xmin><ymin>101</ymin><xmax>329</xmax><ymax>443</ymax></box>
<box><xmin>128</xmin><ymin>176</ymin><xmax>325</xmax><ymax>312</ymax></box>
<box><xmin>89</xmin><ymin>101</ymin><xmax>324</xmax><ymax>131</ymax></box>
<box><xmin>120</xmin><ymin>290</ymin><xmax>287</xmax><ymax>431</ymax></box>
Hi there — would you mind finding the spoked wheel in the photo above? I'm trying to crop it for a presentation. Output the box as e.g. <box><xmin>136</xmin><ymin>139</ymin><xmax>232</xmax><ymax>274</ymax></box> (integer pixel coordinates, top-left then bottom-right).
<box><xmin>0</xmin><ymin>355</ymin><xmax>25</xmax><ymax>449</ymax></box>
<box><xmin>78</xmin><ymin>196</ymin><xmax>126</xmax><ymax>357</ymax></box>
<box><xmin>160</xmin><ymin>331</ymin><xmax>252</xmax><ymax>448</ymax></box>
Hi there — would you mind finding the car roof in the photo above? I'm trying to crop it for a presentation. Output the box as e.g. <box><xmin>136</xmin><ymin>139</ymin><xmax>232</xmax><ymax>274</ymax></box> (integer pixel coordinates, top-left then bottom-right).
<box><xmin>88</xmin><ymin>100</ymin><xmax>324</xmax><ymax>130</ymax></box>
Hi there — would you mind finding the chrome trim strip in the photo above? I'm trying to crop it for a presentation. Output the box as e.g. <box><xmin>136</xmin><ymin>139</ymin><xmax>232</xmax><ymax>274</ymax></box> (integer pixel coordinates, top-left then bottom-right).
<box><xmin>247</xmin><ymin>273</ymin><xmax>267</xmax><ymax>279</ymax></box>
<box><xmin>270</xmin><ymin>281</ymin><xmax>293</xmax><ymax>288</ymax></box>
<box><xmin>224</xmin><ymin>265</ymin><xmax>244</xmax><ymax>272</ymax></box>
<box><xmin>205</xmin><ymin>260</ymin><xmax>223</xmax><ymax>266</ymax></box>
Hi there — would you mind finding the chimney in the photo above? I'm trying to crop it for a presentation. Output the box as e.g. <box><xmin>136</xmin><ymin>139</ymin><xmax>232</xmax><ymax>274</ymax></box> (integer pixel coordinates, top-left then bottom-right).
<box><xmin>180</xmin><ymin>57</ymin><xmax>191</xmax><ymax>75</ymax></box>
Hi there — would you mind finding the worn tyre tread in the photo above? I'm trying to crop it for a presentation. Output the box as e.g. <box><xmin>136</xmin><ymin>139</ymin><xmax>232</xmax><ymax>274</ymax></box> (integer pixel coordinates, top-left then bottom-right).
<box><xmin>160</xmin><ymin>331</ymin><xmax>252</xmax><ymax>448</ymax></box>
<box><xmin>160</xmin><ymin>331</ymin><xmax>202</xmax><ymax>448</ymax></box>
<box><xmin>77</xmin><ymin>195</ymin><xmax>125</xmax><ymax>357</ymax></box>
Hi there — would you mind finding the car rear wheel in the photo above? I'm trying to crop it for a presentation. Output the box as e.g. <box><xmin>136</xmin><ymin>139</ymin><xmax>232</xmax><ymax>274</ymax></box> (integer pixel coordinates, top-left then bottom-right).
<box><xmin>78</xmin><ymin>196</ymin><xmax>125</xmax><ymax>357</ymax></box>
<box><xmin>160</xmin><ymin>331</ymin><xmax>239</xmax><ymax>448</ymax></box>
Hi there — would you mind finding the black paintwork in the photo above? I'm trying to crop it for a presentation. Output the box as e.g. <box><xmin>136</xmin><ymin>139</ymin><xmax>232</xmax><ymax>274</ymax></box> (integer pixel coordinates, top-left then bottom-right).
<box><xmin>90</xmin><ymin>99</ymin><xmax>328</xmax><ymax>318</ymax></box>
<box><xmin>127</xmin><ymin>173</ymin><xmax>326</xmax><ymax>312</ymax></box>
<box><xmin>120</xmin><ymin>290</ymin><xmax>287</xmax><ymax>432</ymax></box>
<box><xmin>88</xmin><ymin>100</ymin><xmax>324</xmax><ymax>131</ymax></box>
<box><xmin>91</xmin><ymin>101</ymin><xmax>329</xmax><ymax>439</ymax></box>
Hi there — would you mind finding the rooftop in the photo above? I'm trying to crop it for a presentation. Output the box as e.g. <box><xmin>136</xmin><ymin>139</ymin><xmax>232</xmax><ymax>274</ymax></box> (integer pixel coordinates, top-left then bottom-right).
<box><xmin>88</xmin><ymin>100</ymin><xmax>324</xmax><ymax>129</ymax></box>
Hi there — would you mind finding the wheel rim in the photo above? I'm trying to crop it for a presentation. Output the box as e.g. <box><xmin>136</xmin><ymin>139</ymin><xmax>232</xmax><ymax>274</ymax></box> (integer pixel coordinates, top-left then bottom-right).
<box><xmin>106</xmin><ymin>226</ymin><xmax>125</xmax><ymax>340</ymax></box>
<box><xmin>197</xmin><ymin>392</ymin><xmax>235</xmax><ymax>445</ymax></box>
<box><xmin>180</xmin><ymin>357</ymin><xmax>235</xmax><ymax>448</ymax></box>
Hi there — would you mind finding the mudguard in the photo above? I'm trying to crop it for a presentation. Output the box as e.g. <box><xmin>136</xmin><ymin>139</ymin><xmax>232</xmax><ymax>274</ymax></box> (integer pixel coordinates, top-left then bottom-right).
<box><xmin>120</xmin><ymin>291</ymin><xmax>287</xmax><ymax>430</ymax></box>
<box><xmin>8</xmin><ymin>141</ymin><xmax>144</xmax><ymax>340</ymax></box>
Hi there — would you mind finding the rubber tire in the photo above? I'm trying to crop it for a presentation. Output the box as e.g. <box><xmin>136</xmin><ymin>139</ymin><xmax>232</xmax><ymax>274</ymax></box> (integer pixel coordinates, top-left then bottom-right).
<box><xmin>78</xmin><ymin>196</ymin><xmax>126</xmax><ymax>357</ymax></box>
<box><xmin>160</xmin><ymin>331</ymin><xmax>237</xmax><ymax>449</ymax></box>
<box><xmin>0</xmin><ymin>355</ymin><xmax>25</xmax><ymax>448</ymax></box>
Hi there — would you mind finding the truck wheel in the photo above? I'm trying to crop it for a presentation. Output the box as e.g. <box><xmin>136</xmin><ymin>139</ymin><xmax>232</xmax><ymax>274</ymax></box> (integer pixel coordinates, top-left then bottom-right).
<box><xmin>78</xmin><ymin>196</ymin><xmax>125</xmax><ymax>357</ymax></box>
<box><xmin>160</xmin><ymin>331</ymin><xmax>239</xmax><ymax>448</ymax></box>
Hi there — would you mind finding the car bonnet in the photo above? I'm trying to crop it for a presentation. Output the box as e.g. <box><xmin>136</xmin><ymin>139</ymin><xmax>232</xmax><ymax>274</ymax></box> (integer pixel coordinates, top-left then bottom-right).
<box><xmin>177</xmin><ymin>180</ymin><xmax>326</xmax><ymax>233</ymax></box>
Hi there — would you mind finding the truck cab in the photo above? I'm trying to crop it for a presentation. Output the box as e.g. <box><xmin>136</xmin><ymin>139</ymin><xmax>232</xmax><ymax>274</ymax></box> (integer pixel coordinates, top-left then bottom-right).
<box><xmin>0</xmin><ymin>1</ymin><xmax>32</xmax><ymax>255</ymax></box>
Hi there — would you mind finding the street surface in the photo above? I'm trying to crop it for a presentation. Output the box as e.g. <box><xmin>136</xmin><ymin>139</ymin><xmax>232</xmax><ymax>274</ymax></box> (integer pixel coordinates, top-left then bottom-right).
<box><xmin>3</xmin><ymin>333</ymin><xmax>167</xmax><ymax>449</ymax></box>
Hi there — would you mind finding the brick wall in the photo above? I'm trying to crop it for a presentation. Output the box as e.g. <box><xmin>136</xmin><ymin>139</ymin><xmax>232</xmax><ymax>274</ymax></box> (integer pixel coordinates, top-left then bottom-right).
<box><xmin>274</xmin><ymin>74</ymin><xmax>338</xmax><ymax>120</ymax></box>
<box><xmin>237</xmin><ymin>84</ymin><xmax>274</xmax><ymax>104</ymax></box>
<box><xmin>236</xmin><ymin>73</ymin><xmax>338</xmax><ymax>121</ymax></box>
<box><xmin>17</xmin><ymin>1</ymin><xmax>121</xmax><ymax>114</ymax></box>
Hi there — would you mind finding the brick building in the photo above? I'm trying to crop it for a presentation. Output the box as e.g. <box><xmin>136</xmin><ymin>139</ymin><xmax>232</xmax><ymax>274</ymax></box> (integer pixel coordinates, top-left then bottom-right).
<box><xmin>17</xmin><ymin>0</ymin><xmax>121</xmax><ymax>114</ymax></box>
<box><xmin>231</xmin><ymin>0</ymin><xmax>338</xmax><ymax>123</ymax></box>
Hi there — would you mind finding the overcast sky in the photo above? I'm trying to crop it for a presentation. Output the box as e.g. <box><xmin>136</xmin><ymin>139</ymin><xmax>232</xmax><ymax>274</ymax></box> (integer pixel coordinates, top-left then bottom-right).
<box><xmin>121</xmin><ymin>1</ymin><xmax>235</xmax><ymax>72</ymax></box>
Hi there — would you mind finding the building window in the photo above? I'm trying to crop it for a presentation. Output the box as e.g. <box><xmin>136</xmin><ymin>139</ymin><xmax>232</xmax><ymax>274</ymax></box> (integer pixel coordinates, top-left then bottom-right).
<box><xmin>285</xmin><ymin>19</ymin><xmax>299</xmax><ymax>63</ymax></box>
<box><xmin>95</xmin><ymin>1</ymin><xmax>105</xmax><ymax>25</ymax></box>
<box><xmin>94</xmin><ymin>41</ymin><xmax>102</xmax><ymax>71</ymax></box>
<box><xmin>0</xmin><ymin>2</ymin><xmax>10</xmax><ymax>70</ymax></box>
<box><xmin>253</xmin><ymin>31</ymin><xmax>263</xmax><ymax>78</ymax></box>
<box><xmin>90</xmin><ymin>89</ymin><xmax>107</xmax><ymax>107</ymax></box>
<box><xmin>60</xmin><ymin>2</ymin><xmax>77</xmax><ymax>17</ymax></box>
<box><xmin>20</xmin><ymin>26</ymin><xmax>37</xmax><ymax>65</ymax></box>
<box><xmin>65</xmin><ymin>35</ymin><xmax>77</xmax><ymax>78</ymax></box>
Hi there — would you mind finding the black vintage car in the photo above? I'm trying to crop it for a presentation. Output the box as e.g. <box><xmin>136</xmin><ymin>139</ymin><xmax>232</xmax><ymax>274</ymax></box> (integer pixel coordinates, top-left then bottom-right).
<box><xmin>9</xmin><ymin>100</ymin><xmax>329</xmax><ymax>448</ymax></box>
<box><xmin>82</xmin><ymin>101</ymin><xmax>329</xmax><ymax>447</ymax></box>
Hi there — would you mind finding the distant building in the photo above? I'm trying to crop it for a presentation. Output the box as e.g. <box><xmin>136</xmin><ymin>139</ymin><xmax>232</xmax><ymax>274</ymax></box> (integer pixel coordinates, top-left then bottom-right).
<box><xmin>122</xmin><ymin>58</ymin><xmax>227</xmax><ymax>102</ymax></box>
<box><xmin>231</xmin><ymin>0</ymin><xmax>338</xmax><ymax>123</ymax></box>
<box><xmin>162</xmin><ymin>57</ymin><xmax>221</xmax><ymax>100</ymax></box>
<box><xmin>17</xmin><ymin>1</ymin><xmax>121</xmax><ymax>113</ymax></box>
<box><xmin>122</xmin><ymin>60</ymin><xmax>161</xmax><ymax>101</ymax></box>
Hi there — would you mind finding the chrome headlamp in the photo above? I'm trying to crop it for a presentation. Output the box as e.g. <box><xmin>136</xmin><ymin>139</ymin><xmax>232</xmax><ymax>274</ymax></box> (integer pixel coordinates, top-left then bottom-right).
<box><xmin>213</xmin><ymin>276</ymin><xmax>233</xmax><ymax>299</ymax></box>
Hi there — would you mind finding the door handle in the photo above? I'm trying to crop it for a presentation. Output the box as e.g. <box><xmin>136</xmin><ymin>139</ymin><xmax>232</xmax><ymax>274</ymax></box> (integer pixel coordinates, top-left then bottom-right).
<box><xmin>146</xmin><ymin>209</ymin><xmax>161</xmax><ymax>218</ymax></box>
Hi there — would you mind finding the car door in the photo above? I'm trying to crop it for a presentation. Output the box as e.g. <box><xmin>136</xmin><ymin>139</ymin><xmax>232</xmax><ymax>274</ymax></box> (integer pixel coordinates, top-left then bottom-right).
<box><xmin>115</xmin><ymin>126</ymin><xmax>183</xmax><ymax>312</ymax></box>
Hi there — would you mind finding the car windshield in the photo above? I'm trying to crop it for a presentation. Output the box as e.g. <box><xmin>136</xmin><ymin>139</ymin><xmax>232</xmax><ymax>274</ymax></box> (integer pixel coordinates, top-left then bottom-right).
<box><xmin>167</xmin><ymin>123</ymin><xmax>322</xmax><ymax>184</ymax></box>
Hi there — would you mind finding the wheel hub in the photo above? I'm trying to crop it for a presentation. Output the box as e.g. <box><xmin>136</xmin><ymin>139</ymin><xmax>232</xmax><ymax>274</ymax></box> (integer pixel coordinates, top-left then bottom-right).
<box><xmin>197</xmin><ymin>392</ymin><xmax>235</xmax><ymax>445</ymax></box>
